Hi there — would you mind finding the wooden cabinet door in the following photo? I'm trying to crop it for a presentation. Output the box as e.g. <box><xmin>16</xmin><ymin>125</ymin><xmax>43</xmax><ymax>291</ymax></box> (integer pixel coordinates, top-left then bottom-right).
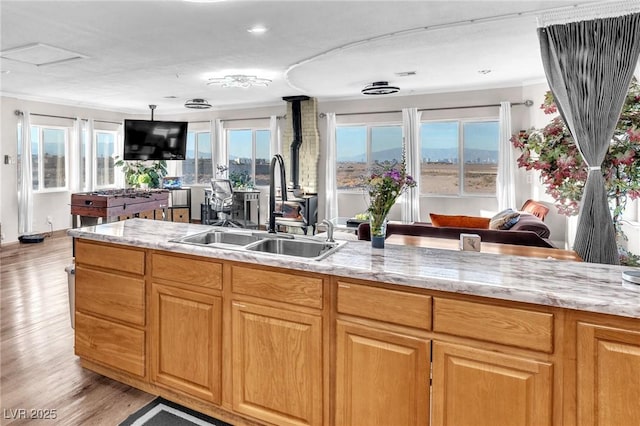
<box><xmin>432</xmin><ymin>342</ymin><xmax>553</xmax><ymax>426</ymax></box>
<box><xmin>335</xmin><ymin>320</ymin><xmax>430</xmax><ymax>426</ymax></box>
<box><xmin>151</xmin><ymin>283</ymin><xmax>222</xmax><ymax>404</ymax></box>
<box><xmin>577</xmin><ymin>322</ymin><xmax>640</xmax><ymax>426</ymax></box>
<box><xmin>231</xmin><ymin>301</ymin><xmax>322</xmax><ymax>426</ymax></box>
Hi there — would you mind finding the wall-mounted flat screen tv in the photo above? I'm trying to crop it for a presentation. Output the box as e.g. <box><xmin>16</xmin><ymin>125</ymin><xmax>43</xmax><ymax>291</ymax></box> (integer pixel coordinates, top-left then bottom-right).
<box><xmin>123</xmin><ymin>119</ymin><xmax>188</xmax><ymax>161</ymax></box>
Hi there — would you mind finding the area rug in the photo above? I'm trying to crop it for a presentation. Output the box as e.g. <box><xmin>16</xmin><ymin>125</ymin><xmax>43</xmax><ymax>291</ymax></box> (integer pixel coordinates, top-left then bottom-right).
<box><xmin>119</xmin><ymin>397</ymin><xmax>232</xmax><ymax>426</ymax></box>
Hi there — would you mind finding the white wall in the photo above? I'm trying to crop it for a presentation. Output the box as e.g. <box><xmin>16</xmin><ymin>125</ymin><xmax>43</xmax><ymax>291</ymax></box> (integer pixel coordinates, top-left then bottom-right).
<box><xmin>1</xmin><ymin>85</ymin><xmax>553</xmax><ymax>245</ymax></box>
<box><xmin>0</xmin><ymin>97</ymin><xmax>128</xmax><ymax>243</ymax></box>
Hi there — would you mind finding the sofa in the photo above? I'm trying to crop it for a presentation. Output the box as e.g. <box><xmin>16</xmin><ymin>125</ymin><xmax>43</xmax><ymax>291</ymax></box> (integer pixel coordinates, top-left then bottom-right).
<box><xmin>357</xmin><ymin>212</ymin><xmax>555</xmax><ymax>248</ymax></box>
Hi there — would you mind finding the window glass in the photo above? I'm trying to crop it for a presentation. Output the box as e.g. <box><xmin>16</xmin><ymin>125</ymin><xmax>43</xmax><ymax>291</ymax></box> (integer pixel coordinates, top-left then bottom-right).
<box><xmin>31</xmin><ymin>127</ymin><xmax>40</xmax><ymax>189</ymax></box>
<box><xmin>371</xmin><ymin>126</ymin><xmax>403</xmax><ymax>166</ymax></box>
<box><xmin>255</xmin><ymin>130</ymin><xmax>270</xmax><ymax>186</ymax></box>
<box><xmin>42</xmin><ymin>128</ymin><xmax>66</xmax><ymax>189</ymax></box>
<box><xmin>227</xmin><ymin>128</ymin><xmax>270</xmax><ymax>188</ymax></box>
<box><xmin>81</xmin><ymin>126</ymin><xmax>88</xmax><ymax>190</ymax></box>
<box><xmin>420</xmin><ymin>120</ymin><xmax>499</xmax><ymax>195</ymax></box>
<box><xmin>421</xmin><ymin>121</ymin><xmax>459</xmax><ymax>195</ymax></box>
<box><xmin>336</xmin><ymin>126</ymin><xmax>366</xmax><ymax>190</ymax></box>
<box><xmin>182</xmin><ymin>132</ymin><xmax>196</xmax><ymax>185</ymax></box>
<box><xmin>182</xmin><ymin>131</ymin><xmax>211</xmax><ymax>185</ymax></box>
<box><xmin>462</xmin><ymin>121</ymin><xmax>499</xmax><ymax>194</ymax></box>
<box><xmin>228</xmin><ymin>129</ymin><xmax>252</xmax><ymax>187</ymax></box>
<box><xmin>95</xmin><ymin>131</ymin><xmax>116</xmax><ymax>187</ymax></box>
<box><xmin>196</xmin><ymin>132</ymin><xmax>212</xmax><ymax>184</ymax></box>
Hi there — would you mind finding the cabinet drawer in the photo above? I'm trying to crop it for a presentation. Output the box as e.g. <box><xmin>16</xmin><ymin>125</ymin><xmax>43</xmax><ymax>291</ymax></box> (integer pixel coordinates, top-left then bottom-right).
<box><xmin>433</xmin><ymin>297</ymin><xmax>554</xmax><ymax>352</ymax></box>
<box><xmin>152</xmin><ymin>253</ymin><xmax>222</xmax><ymax>290</ymax></box>
<box><xmin>231</xmin><ymin>266</ymin><xmax>323</xmax><ymax>309</ymax></box>
<box><xmin>76</xmin><ymin>239</ymin><xmax>145</xmax><ymax>275</ymax></box>
<box><xmin>337</xmin><ymin>281</ymin><xmax>432</xmax><ymax>330</ymax></box>
<box><xmin>170</xmin><ymin>208</ymin><xmax>190</xmax><ymax>223</ymax></box>
<box><xmin>138</xmin><ymin>210</ymin><xmax>155</xmax><ymax>219</ymax></box>
<box><xmin>76</xmin><ymin>266</ymin><xmax>145</xmax><ymax>326</ymax></box>
<box><xmin>75</xmin><ymin>311</ymin><xmax>145</xmax><ymax>377</ymax></box>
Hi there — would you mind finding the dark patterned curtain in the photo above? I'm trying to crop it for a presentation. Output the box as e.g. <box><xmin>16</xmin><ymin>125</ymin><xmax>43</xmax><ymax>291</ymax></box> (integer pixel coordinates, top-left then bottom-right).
<box><xmin>538</xmin><ymin>13</ymin><xmax>640</xmax><ymax>264</ymax></box>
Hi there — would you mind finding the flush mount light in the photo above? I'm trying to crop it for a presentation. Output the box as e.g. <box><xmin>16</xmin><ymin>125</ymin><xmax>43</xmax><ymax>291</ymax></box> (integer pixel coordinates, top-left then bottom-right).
<box><xmin>207</xmin><ymin>74</ymin><xmax>271</xmax><ymax>88</ymax></box>
<box><xmin>247</xmin><ymin>25</ymin><xmax>268</xmax><ymax>34</ymax></box>
<box><xmin>184</xmin><ymin>98</ymin><xmax>212</xmax><ymax>109</ymax></box>
<box><xmin>361</xmin><ymin>81</ymin><xmax>400</xmax><ymax>95</ymax></box>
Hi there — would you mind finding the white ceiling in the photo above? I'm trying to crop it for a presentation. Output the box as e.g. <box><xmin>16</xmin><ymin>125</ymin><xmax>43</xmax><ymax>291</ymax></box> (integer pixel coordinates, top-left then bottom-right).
<box><xmin>0</xmin><ymin>0</ymin><xmax>610</xmax><ymax>115</ymax></box>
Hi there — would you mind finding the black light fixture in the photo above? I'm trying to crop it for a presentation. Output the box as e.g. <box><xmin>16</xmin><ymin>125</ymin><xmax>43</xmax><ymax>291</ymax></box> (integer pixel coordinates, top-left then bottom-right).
<box><xmin>184</xmin><ymin>98</ymin><xmax>212</xmax><ymax>109</ymax></box>
<box><xmin>361</xmin><ymin>81</ymin><xmax>400</xmax><ymax>95</ymax></box>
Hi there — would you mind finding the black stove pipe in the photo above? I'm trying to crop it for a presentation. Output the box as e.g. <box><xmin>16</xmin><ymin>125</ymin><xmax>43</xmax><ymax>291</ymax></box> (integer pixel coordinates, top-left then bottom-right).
<box><xmin>283</xmin><ymin>95</ymin><xmax>309</xmax><ymax>190</ymax></box>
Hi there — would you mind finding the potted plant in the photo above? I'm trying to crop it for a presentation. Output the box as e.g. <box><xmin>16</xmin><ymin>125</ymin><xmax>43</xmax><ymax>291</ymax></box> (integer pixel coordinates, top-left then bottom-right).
<box><xmin>114</xmin><ymin>157</ymin><xmax>168</xmax><ymax>189</ymax></box>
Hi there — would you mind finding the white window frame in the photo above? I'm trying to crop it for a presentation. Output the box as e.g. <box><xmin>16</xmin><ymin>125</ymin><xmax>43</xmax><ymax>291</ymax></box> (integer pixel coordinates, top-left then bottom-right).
<box><xmin>420</xmin><ymin>118</ymin><xmax>499</xmax><ymax>197</ymax></box>
<box><xmin>93</xmin><ymin>130</ymin><xmax>117</xmax><ymax>189</ymax></box>
<box><xmin>226</xmin><ymin>128</ymin><xmax>271</xmax><ymax>187</ymax></box>
<box><xmin>182</xmin><ymin>130</ymin><xmax>213</xmax><ymax>185</ymax></box>
<box><xmin>31</xmin><ymin>125</ymin><xmax>69</xmax><ymax>193</ymax></box>
<box><xmin>335</xmin><ymin>122</ymin><xmax>403</xmax><ymax>192</ymax></box>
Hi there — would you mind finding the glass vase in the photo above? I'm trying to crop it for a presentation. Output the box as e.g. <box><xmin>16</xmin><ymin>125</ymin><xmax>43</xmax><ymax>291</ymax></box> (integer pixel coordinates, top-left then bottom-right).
<box><xmin>369</xmin><ymin>213</ymin><xmax>388</xmax><ymax>249</ymax></box>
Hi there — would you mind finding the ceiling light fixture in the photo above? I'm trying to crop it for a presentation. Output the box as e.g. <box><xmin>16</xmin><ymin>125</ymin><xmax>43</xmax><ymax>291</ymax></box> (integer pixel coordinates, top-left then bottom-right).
<box><xmin>207</xmin><ymin>74</ymin><xmax>271</xmax><ymax>88</ymax></box>
<box><xmin>478</xmin><ymin>69</ymin><xmax>492</xmax><ymax>75</ymax></box>
<box><xmin>184</xmin><ymin>98</ymin><xmax>212</xmax><ymax>109</ymax></box>
<box><xmin>361</xmin><ymin>81</ymin><xmax>400</xmax><ymax>95</ymax></box>
<box><xmin>247</xmin><ymin>25</ymin><xmax>268</xmax><ymax>34</ymax></box>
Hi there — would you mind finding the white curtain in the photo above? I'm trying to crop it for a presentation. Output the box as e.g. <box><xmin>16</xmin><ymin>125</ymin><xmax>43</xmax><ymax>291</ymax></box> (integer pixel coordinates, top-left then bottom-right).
<box><xmin>497</xmin><ymin>101</ymin><xmax>516</xmax><ymax>211</ymax></box>
<box><xmin>85</xmin><ymin>119</ymin><xmax>95</xmax><ymax>191</ymax></box>
<box><xmin>213</xmin><ymin>119</ymin><xmax>227</xmax><ymax>178</ymax></box>
<box><xmin>114</xmin><ymin>122</ymin><xmax>126</xmax><ymax>188</ymax></box>
<box><xmin>324</xmin><ymin>112</ymin><xmax>338</xmax><ymax>220</ymax></box>
<box><xmin>269</xmin><ymin>115</ymin><xmax>281</xmax><ymax>157</ymax></box>
<box><xmin>635</xmin><ymin>58</ymin><xmax>640</xmax><ymax>80</ymax></box>
<box><xmin>18</xmin><ymin>112</ymin><xmax>33</xmax><ymax>235</ymax></box>
<box><xmin>401</xmin><ymin>108</ymin><xmax>421</xmax><ymax>222</ymax></box>
<box><xmin>68</xmin><ymin>117</ymin><xmax>82</xmax><ymax>193</ymax></box>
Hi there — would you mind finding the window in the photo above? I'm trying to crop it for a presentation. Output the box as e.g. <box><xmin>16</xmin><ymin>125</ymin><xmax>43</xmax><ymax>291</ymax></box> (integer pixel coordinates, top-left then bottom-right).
<box><xmin>336</xmin><ymin>124</ymin><xmax>403</xmax><ymax>190</ymax></box>
<box><xmin>95</xmin><ymin>131</ymin><xmax>116</xmax><ymax>187</ymax></box>
<box><xmin>182</xmin><ymin>131</ymin><xmax>212</xmax><ymax>185</ymax></box>
<box><xmin>26</xmin><ymin>125</ymin><xmax>69</xmax><ymax>191</ymax></box>
<box><xmin>420</xmin><ymin>120</ymin><xmax>498</xmax><ymax>195</ymax></box>
<box><xmin>227</xmin><ymin>129</ymin><xmax>270</xmax><ymax>187</ymax></box>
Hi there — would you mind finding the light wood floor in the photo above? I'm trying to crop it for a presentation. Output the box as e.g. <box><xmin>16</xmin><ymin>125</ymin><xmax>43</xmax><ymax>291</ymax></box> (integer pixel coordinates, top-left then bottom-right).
<box><xmin>1</xmin><ymin>234</ymin><xmax>155</xmax><ymax>425</ymax></box>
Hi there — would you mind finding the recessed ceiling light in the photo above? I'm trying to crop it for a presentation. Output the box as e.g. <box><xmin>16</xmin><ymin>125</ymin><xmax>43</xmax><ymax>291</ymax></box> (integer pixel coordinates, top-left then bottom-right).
<box><xmin>163</xmin><ymin>95</ymin><xmax>177</xmax><ymax>99</ymax></box>
<box><xmin>247</xmin><ymin>25</ymin><xmax>268</xmax><ymax>34</ymax></box>
<box><xmin>478</xmin><ymin>69</ymin><xmax>492</xmax><ymax>75</ymax></box>
<box><xmin>1</xmin><ymin>70</ymin><xmax>10</xmax><ymax>74</ymax></box>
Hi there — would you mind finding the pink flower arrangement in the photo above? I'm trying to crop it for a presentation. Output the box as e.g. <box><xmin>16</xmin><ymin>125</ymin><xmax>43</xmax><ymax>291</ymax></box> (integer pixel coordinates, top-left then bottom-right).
<box><xmin>511</xmin><ymin>79</ymin><xmax>640</xmax><ymax>264</ymax></box>
<box><xmin>510</xmin><ymin>78</ymin><xmax>640</xmax><ymax>221</ymax></box>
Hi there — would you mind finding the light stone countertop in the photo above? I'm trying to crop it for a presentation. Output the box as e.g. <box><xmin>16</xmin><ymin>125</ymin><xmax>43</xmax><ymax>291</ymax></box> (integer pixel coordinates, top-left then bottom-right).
<box><xmin>68</xmin><ymin>218</ymin><xmax>640</xmax><ymax>319</ymax></box>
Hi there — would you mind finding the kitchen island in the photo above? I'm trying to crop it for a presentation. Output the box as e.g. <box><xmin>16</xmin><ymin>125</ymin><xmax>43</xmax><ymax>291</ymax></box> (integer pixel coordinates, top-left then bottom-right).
<box><xmin>68</xmin><ymin>219</ymin><xmax>640</xmax><ymax>426</ymax></box>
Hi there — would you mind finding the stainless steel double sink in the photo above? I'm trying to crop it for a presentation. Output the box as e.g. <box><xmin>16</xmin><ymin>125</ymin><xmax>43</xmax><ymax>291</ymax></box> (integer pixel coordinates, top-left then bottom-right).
<box><xmin>171</xmin><ymin>228</ymin><xmax>346</xmax><ymax>261</ymax></box>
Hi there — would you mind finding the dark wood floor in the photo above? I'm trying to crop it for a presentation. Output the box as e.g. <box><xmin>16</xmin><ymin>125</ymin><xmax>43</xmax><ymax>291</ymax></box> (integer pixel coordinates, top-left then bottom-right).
<box><xmin>1</xmin><ymin>235</ymin><xmax>155</xmax><ymax>425</ymax></box>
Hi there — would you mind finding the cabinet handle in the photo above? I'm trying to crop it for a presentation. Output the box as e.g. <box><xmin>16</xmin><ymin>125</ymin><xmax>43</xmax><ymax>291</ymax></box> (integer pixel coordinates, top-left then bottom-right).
<box><xmin>232</xmin><ymin>302</ymin><xmax>246</xmax><ymax>308</ymax></box>
<box><xmin>338</xmin><ymin>283</ymin><xmax>351</xmax><ymax>288</ymax></box>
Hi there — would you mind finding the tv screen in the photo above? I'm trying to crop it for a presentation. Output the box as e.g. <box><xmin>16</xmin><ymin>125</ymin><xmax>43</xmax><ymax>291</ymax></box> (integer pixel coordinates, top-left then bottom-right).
<box><xmin>123</xmin><ymin>119</ymin><xmax>188</xmax><ymax>161</ymax></box>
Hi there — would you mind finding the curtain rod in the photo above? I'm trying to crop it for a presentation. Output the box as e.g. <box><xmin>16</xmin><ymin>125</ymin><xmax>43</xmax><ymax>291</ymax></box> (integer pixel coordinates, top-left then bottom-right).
<box><xmin>318</xmin><ymin>100</ymin><xmax>533</xmax><ymax>118</ymax></box>
<box><xmin>187</xmin><ymin>115</ymin><xmax>284</xmax><ymax>124</ymax></box>
<box><xmin>14</xmin><ymin>110</ymin><xmax>122</xmax><ymax>125</ymax></box>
